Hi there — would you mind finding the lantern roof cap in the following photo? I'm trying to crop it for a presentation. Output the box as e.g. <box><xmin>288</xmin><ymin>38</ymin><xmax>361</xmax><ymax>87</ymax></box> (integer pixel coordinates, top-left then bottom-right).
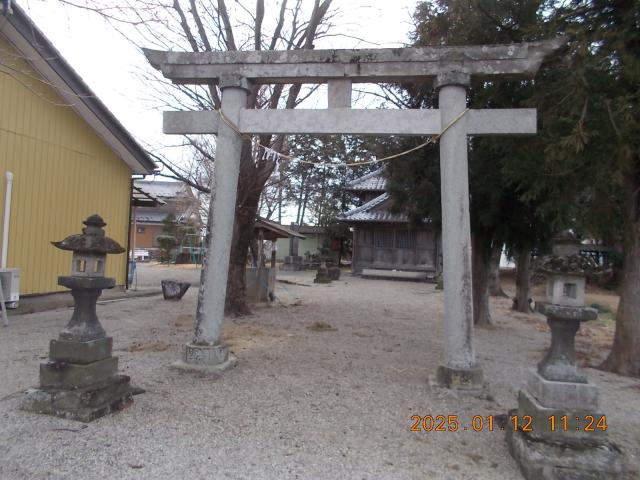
<box><xmin>537</xmin><ymin>254</ymin><xmax>599</xmax><ymax>276</ymax></box>
<box><xmin>52</xmin><ymin>214</ymin><xmax>125</xmax><ymax>254</ymax></box>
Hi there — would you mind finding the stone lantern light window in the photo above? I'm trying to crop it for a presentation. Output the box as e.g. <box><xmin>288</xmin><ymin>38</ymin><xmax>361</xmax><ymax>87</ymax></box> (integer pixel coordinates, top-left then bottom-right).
<box><xmin>538</xmin><ymin>254</ymin><xmax>597</xmax><ymax>308</ymax></box>
<box><xmin>546</xmin><ymin>273</ymin><xmax>585</xmax><ymax>307</ymax></box>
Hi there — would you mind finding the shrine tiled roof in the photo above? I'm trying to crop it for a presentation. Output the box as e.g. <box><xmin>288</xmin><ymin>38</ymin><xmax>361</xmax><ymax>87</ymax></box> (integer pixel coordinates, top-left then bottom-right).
<box><xmin>338</xmin><ymin>193</ymin><xmax>408</xmax><ymax>223</ymax></box>
<box><xmin>346</xmin><ymin>168</ymin><xmax>387</xmax><ymax>192</ymax></box>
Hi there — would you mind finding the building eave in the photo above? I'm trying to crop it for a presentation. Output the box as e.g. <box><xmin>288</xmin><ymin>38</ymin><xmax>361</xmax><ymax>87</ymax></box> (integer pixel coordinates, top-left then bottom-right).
<box><xmin>0</xmin><ymin>3</ymin><xmax>156</xmax><ymax>174</ymax></box>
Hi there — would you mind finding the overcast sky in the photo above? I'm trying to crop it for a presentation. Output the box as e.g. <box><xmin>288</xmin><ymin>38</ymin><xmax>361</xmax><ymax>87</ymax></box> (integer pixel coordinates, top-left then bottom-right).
<box><xmin>20</xmin><ymin>0</ymin><xmax>419</xmax><ymax>167</ymax></box>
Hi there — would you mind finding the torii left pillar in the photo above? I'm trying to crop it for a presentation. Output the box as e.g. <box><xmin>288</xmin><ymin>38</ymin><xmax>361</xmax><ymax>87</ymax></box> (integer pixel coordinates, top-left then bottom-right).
<box><xmin>434</xmin><ymin>72</ymin><xmax>482</xmax><ymax>389</ymax></box>
<box><xmin>173</xmin><ymin>74</ymin><xmax>250</xmax><ymax>372</ymax></box>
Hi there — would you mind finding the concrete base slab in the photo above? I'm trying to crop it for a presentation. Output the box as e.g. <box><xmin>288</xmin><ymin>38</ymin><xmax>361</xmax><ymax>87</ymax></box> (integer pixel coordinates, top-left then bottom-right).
<box><xmin>507</xmin><ymin>422</ymin><xmax>626</xmax><ymax>480</ymax></box>
<box><xmin>171</xmin><ymin>353</ymin><xmax>237</xmax><ymax>375</ymax></box>
<box><xmin>39</xmin><ymin>356</ymin><xmax>118</xmax><ymax>389</ymax></box>
<box><xmin>49</xmin><ymin>337</ymin><xmax>112</xmax><ymax>364</ymax></box>
<box><xmin>20</xmin><ymin>375</ymin><xmax>138</xmax><ymax>423</ymax></box>
<box><xmin>527</xmin><ymin>369</ymin><xmax>599</xmax><ymax>410</ymax></box>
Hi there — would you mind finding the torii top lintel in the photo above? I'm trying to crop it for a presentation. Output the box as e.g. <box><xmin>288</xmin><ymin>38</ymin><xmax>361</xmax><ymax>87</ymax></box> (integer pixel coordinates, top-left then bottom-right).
<box><xmin>143</xmin><ymin>38</ymin><xmax>565</xmax><ymax>86</ymax></box>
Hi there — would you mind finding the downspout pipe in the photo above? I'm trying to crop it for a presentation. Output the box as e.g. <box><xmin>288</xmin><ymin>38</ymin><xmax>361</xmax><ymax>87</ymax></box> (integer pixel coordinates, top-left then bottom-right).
<box><xmin>2</xmin><ymin>172</ymin><xmax>14</xmax><ymax>269</ymax></box>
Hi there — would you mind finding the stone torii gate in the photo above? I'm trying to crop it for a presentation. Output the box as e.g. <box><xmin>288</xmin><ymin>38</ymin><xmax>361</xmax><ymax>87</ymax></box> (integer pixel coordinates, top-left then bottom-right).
<box><xmin>145</xmin><ymin>39</ymin><xmax>562</xmax><ymax>389</ymax></box>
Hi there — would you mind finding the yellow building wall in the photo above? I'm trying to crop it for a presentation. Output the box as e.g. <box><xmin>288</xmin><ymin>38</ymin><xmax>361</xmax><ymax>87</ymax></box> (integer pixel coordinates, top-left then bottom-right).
<box><xmin>0</xmin><ymin>36</ymin><xmax>132</xmax><ymax>295</ymax></box>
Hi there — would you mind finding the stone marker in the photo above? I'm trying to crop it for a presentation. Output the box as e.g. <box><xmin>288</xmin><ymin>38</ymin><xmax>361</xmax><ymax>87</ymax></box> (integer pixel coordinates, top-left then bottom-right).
<box><xmin>507</xmin><ymin>254</ymin><xmax>626</xmax><ymax>479</ymax></box>
<box><xmin>314</xmin><ymin>262</ymin><xmax>331</xmax><ymax>284</ymax></box>
<box><xmin>327</xmin><ymin>266</ymin><xmax>341</xmax><ymax>281</ymax></box>
<box><xmin>20</xmin><ymin>215</ymin><xmax>142</xmax><ymax>422</ymax></box>
<box><xmin>281</xmin><ymin>223</ymin><xmax>304</xmax><ymax>271</ymax></box>
<box><xmin>161</xmin><ymin>279</ymin><xmax>190</xmax><ymax>300</ymax></box>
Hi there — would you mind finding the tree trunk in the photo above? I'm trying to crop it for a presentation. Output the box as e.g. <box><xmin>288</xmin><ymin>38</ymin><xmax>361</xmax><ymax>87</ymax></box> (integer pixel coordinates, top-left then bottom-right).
<box><xmin>488</xmin><ymin>243</ymin><xmax>508</xmax><ymax>297</ymax></box>
<box><xmin>513</xmin><ymin>248</ymin><xmax>532</xmax><ymax>313</ymax></box>
<box><xmin>472</xmin><ymin>233</ymin><xmax>493</xmax><ymax>326</ymax></box>
<box><xmin>601</xmin><ymin>174</ymin><xmax>640</xmax><ymax>377</ymax></box>
<box><xmin>224</xmin><ymin>143</ymin><xmax>265</xmax><ymax>316</ymax></box>
<box><xmin>300</xmin><ymin>189</ymin><xmax>310</xmax><ymax>225</ymax></box>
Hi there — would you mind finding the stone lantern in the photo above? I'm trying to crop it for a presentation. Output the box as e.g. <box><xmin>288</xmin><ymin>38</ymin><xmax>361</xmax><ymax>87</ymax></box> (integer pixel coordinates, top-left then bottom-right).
<box><xmin>507</xmin><ymin>253</ymin><xmax>624</xmax><ymax>479</ymax></box>
<box><xmin>20</xmin><ymin>214</ymin><xmax>141</xmax><ymax>422</ymax></box>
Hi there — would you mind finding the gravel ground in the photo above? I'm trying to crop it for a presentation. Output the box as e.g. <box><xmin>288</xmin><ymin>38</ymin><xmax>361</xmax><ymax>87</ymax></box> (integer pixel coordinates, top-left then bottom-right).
<box><xmin>1</xmin><ymin>264</ymin><xmax>638</xmax><ymax>479</ymax></box>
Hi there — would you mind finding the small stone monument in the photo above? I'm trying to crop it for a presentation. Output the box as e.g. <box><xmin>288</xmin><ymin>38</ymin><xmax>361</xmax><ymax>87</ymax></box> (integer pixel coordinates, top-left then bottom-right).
<box><xmin>281</xmin><ymin>223</ymin><xmax>304</xmax><ymax>271</ymax></box>
<box><xmin>20</xmin><ymin>215</ymin><xmax>141</xmax><ymax>422</ymax></box>
<box><xmin>161</xmin><ymin>279</ymin><xmax>190</xmax><ymax>300</ymax></box>
<box><xmin>313</xmin><ymin>262</ymin><xmax>331</xmax><ymax>284</ymax></box>
<box><xmin>507</xmin><ymin>254</ymin><xmax>625</xmax><ymax>479</ymax></box>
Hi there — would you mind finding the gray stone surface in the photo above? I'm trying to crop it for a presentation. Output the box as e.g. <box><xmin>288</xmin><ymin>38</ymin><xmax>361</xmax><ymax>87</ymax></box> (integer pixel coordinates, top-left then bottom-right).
<box><xmin>20</xmin><ymin>375</ymin><xmax>135</xmax><ymax>423</ymax></box>
<box><xmin>438</xmin><ymin>83</ymin><xmax>477</xmax><ymax>378</ymax></box>
<box><xmin>507</xmin><ymin>425</ymin><xmax>626</xmax><ymax>480</ymax></box>
<box><xmin>516</xmin><ymin>390</ymin><xmax>607</xmax><ymax>444</ymax></box>
<box><xmin>172</xmin><ymin>353</ymin><xmax>237</xmax><ymax>375</ymax></box>
<box><xmin>163</xmin><ymin>108</ymin><xmax>538</xmax><ymax>136</ymax></box>
<box><xmin>192</xmin><ymin>82</ymin><xmax>249</xmax><ymax>346</ymax></box>
<box><xmin>281</xmin><ymin>256</ymin><xmax>304</xmax><ymax>271</ymax></box>
<box><xmin>527</xmin><ymin>369</ymin><xmax>599</xmax><ymax>410</ymax></box>
<box><xmin>144</xmin><ymin>39</ymin><xmax>565</xmax><ymax>84</ymax></box>
<box><xmin>537</xmin><ymin>302</ymin><xmax>598</xmax><ymax>322</ymax></box>
<box><xmin>160</xmin><ymin>279</ymin><xmax>190</xmax><ymax>300</ymax></box>
<box><xmin>49</xmin><ymin>337</ymin><xmax>112</xmax><ymax>364</ymax></box>
<box><xmin>536</xmin><ymin>305</ymin><xmax>598</xmax><ymax>383</ymax></box>
<box><xmin>434</xmin><ymin>364</ymin><xmax>484</xmax><ymax>390</ymax></box>
<box><xmin>314</xmin><ymin>263</ymin><xmax>331</xmax><ymax>284</ymax></box>
<box><xmin>57</xmin><ymin>281</ymin><xmax>111</xmax><ymax>342</ymax></box>
<box><xmin>39</xmin><ymin>356</ymin><xmax>118</xmax><ymax>389</ymax></box>
<box><xmin>184</xmin><ymin>342</ymin><xmax>229</xmax><ymax>366</ymax></box>
<box><xmin>327</xmin><ymin>79</ymin><xmax>351</xmax><ymax>108</ymax></box>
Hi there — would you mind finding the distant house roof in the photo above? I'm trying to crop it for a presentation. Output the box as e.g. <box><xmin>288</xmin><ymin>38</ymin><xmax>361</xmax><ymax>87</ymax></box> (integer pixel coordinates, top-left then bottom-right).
<box><xmin>0</xmin><ymin>3</ymin><xmax>155</xmax><ymax>174</ymax></box>
<box><xmin>134</xmin><ymin>180</ymin><xmax>192</xmax><ymax>199</ymax></box>
<box><xmin>255</xmin><ymin>217</ymin><xmax>306</xmax><ymax>240</ymax></box>
<box><xmin>134</xmin><ymin>211</ymin><xmax>172</xmax><ymax>224</ymax></box>
<box><xmin>346</xmin><ymin>168</ymin><xmax>387</xmax><ymax>193</ymax></box>
<box><xmin>132</xmin><ymin>185</ymin><xmax>165</xmax><ymax>208</ymax></box>
<box><xmin>338</xmin><ymin>193</ymin><xmax>408</xmax><ymax>223</ymax></box>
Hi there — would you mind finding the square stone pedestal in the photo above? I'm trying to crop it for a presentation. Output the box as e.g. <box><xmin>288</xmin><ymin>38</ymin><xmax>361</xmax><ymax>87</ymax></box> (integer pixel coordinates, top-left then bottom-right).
<box><xmin>281</xmin><ymin>256</ymin><xmax>304</xmax><ymax>271</ymax></box>
<box><xmin>507</xmin><ymin>420</ymin><xmax>625</xmax><ymax>480</ymax></box>
<box><xmin>20</xmin><ymin>337</ymin><xmax>140</xmax><ymax>422</ymax></box>
<box><xmin>507</xmin><ymin>370</ymin><xmax>626</xmax><ymax>479</ymax></box>
<box><xmin>171</xmin><ymin>342</ymin><xmax>237</xmax><ymax>374</ymax></box>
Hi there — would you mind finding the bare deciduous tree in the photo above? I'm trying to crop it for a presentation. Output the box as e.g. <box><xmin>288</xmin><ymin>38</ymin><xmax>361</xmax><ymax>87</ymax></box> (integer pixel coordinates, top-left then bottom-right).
<box><xmin>58</xmin><ymin>0</ymin><xmax>335</xmax><ymax>314</ymax></box>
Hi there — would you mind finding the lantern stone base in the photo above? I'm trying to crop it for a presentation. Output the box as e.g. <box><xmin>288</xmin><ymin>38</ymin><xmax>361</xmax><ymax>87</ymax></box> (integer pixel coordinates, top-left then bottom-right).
<box><xmin>171</xmin><ymin>342</ymin><xmax>237</xmax><ymax>374</ymax></box>
<box><xmin>506</xmin><ymin>417</ymin><xmax>626</xmax><ymax>480</ymax></box>
<box><xmin>49</xmin><ymin>337</ymin><xmax>113</xmax><ymax>364</ymax></box>
<box><xmin>20</xmin><ymin>375</ymin><xmax>136</xmax><ymax>423</ymax></box>
<box><xmin>20</xmin><ymin>335</ymin><xmax>142</xmax><ymax>422</ymax></box>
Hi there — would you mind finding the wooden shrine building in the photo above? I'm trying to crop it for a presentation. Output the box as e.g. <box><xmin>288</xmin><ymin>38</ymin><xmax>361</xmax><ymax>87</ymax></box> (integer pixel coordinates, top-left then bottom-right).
<box><xmin>339</xmin><ymin>169</ymin><xmax>441</xmax><ymax>280</ymax></box>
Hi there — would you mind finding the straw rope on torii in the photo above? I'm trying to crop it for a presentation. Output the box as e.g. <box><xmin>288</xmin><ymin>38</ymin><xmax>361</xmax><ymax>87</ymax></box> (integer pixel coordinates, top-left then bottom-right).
<box><xmin>144</xmin><ymin>39</ymin><xmax>564</xmax><ymax>388</ymax></box>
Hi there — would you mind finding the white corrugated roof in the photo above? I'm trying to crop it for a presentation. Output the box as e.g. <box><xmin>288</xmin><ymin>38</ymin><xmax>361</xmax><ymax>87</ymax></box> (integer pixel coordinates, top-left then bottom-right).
<box><xmin>134</xmin><ymin>180</ymin><xmax>190</xmax><ymax>199</ymax></box>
